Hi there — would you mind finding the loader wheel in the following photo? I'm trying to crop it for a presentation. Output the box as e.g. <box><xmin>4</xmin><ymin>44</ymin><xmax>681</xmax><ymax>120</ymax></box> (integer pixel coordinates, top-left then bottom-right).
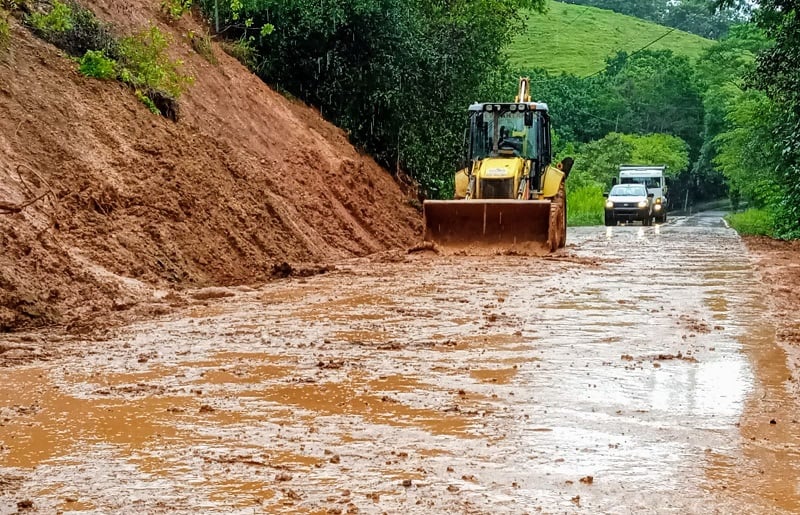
<box><xmin>547</xmin><ymin>186</ymin><xmax>566</xmax><ymax>252</ymax></box>
<box><xmin>559</xmin><ymin>205</ymin><xmax>567</xmax><ymax>248</ymax></box>
<box><xmin>555</xmin><ymin>183</ymin><xmax>567</xmax><ymax>248</ymax></box>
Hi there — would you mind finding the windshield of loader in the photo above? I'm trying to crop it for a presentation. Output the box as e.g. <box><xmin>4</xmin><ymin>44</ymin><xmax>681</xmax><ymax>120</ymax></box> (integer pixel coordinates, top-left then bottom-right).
<box><xmin>470</xmin><ymin>109</ymin><xmax>538</xmax><ymax>160</ymax></box>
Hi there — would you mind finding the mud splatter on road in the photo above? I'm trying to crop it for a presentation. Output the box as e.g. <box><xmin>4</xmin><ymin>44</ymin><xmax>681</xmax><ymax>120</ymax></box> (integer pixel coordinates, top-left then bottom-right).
<box><xmin>1</xmin><ymin>215</ymin><xmax>799</xmax><ymax>513</ymax></box>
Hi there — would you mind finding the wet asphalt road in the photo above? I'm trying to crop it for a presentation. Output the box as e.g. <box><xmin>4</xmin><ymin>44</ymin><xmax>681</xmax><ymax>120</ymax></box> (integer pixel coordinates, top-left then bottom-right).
<box><xmin>0</xmin><ymin>212</ymin><xmax>798</xmax><ymax>514</ymax></box>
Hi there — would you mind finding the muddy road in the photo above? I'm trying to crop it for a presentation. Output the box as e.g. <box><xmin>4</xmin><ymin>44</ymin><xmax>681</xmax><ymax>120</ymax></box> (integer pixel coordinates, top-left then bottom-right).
<box><xmin>1</xmin><ymin>214</ymin><xmax>799</xmax><ymax>514</ymax></box>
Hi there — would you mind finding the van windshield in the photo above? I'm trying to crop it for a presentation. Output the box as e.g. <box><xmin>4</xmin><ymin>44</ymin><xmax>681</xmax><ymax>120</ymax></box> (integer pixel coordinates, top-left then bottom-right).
<box><xmin>621</xmin><ymin>177</ymin><xmax>661</xmax><ymax>189</ymax></box>
<box><xmin>610</xmin><ymin>185</ymin><xmax>647</xmax><ymax>197</ymax></box>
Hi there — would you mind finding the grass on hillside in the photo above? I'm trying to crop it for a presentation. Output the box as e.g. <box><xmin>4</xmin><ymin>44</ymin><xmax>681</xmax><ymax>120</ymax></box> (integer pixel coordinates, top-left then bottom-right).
<box><xmin>508</xmin><ymin>1</ymin><xmax>714</xmax><ymax>76</ymax></box>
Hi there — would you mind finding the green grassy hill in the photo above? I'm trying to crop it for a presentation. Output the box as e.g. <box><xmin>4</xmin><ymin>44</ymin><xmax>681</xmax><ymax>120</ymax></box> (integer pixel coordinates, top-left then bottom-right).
<box><xmin>508</xmin><ymin>1</ymin><xmax>715</xmax><ymax>76</ymax></box>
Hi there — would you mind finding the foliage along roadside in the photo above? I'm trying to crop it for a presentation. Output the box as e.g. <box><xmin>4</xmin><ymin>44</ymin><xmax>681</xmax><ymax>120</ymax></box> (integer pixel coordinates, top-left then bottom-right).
<box><xmin>23</xmin><ymin>0</ymin><xmax>192</xmax><ymax>119</ymax></box>
<box><xmin>726</xmin><ymin>208</ymin><xmax>775</xmax><ymax>237</ymax></box>
<box><xmin>732</xmin><ymin>0</ymin><xmax>800</xmax><ymax>239</ymax></box>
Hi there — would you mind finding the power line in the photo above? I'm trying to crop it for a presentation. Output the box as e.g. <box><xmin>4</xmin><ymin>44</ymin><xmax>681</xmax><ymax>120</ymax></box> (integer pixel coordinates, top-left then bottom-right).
<box><xmin>583</xmin><ymin>27</ymin><xmax>679</xmax><ymax>79</ymax></box>
<box><xmin>567</xmin><ymin>6</ymin><xmax>592</xmax><ymax>25</ymax></box>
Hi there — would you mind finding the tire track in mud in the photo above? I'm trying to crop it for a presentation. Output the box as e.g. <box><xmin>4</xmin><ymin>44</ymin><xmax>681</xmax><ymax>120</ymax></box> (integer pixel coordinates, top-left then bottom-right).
<box><xmin>1</xmin><ymin>219</ymin><xmax>799</xmax><ymax>513</ymax></box>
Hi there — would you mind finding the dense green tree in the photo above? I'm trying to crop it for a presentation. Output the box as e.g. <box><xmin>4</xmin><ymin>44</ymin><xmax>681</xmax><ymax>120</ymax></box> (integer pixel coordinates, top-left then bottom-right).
<box><xmin>714</xmin><ymin>91</ymin><xmax>783</xmax><ymax>207</ymax></box>
<box><xmin>715</xmin><ymin>0</ymin><xmax>800</xmax><ymax>237</ymax></box>
<box><xmin>569</xmin><ymin>133</ymin><xmax>634</xmax><ymax>188</ymax></box>
<box><xmin>603</xmin><ymin>50</ymin><xmax>704</xmax><ymax>159</ymax></box>
<box><xmin>569</xmin><ymin>132</ymin><xmax>688</xmax><ymax>188</ymax></box>
<box><xmin>621</xmin><ymin>133</ymin><xmax>690</xmax><ymax>175</ymax></box>
<box><xmin>692</xmin><ymin>24</ymin><xmax>770</xmax><ymax>204</ymax></box>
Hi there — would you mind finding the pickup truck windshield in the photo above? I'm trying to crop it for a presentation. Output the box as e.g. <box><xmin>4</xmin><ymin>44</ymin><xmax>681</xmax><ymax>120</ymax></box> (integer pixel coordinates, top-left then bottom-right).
<box><xmin>610</xmin><ymin>185</ymin><xmax>647</xmax><ymax>196</ymax></box>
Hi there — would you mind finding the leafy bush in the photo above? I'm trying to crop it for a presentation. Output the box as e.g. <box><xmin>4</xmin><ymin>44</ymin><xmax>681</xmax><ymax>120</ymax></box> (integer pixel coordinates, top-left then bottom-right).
<box><xmin>726</xmin><ymin>208</ymin><xmax>775</xmax><ymax>237</ymax></box>
<box><xmin>188</xmin><ymin>30</ymin><xmax>216</xmax><ymax>64</ymax></box>
<box><xmin>567</xmin><ymin>183</ymin><xmax>605</xmax><ymax>226</ymax></box>
<box><xmin>28</xmin><ymin>0</ymin><xmax>116</xmax><ymax>57</ymax></box>
<box><xmin>25</xmin><ymin>3</ymin><xmax>190</xmax><ymax>119</ymax></box>
<box><xmin>135</xmin><ymin>89</ymin><xmax>161</xmax><ymax>115</ymax></box>
<box><xmin>78</xmin><ymin>49</ymin><xmax>116</xmax><ymax>79</ymax></box>
<box><xmin>29</xmin><ymin>0</ymin><xmax>73</xmax><ymax>34</ymax></box>
<box><xmin>117</xmin><ymin>25</ymin><xmax>193</xmax><ymax>99</ymax></box>
<box><xmin>220</xmin><ymin>36</ymin><xmax>256</xmax><ymax>69</ymax></box>
<box><xmin>161</xmin><ymin>0</ymin><xmax>192</xmax><ymax>21</ymax></box>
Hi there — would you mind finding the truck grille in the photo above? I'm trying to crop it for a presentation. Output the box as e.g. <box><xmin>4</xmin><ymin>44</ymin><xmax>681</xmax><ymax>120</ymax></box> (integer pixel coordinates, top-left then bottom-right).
<box><xmin>480</xmin><ymin>178</ymin><xmax>514</xmax><ymax>199</ymax></box>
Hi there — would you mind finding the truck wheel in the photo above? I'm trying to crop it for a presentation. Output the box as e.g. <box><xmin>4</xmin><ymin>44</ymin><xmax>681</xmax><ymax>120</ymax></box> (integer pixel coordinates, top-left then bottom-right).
<box><xmin>604</xmin><ymin>213</ymin><xmax>615</xmax><ymax>227</ymax></box>
<box><xmin>643</xmin><ymin>216</ymin><xmax>651</xmax><ymax>226</ymax></box>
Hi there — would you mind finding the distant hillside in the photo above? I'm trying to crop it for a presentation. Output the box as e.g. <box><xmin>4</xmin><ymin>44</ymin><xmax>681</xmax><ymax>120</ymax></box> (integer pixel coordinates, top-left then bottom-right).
<box><xmin>508</xmin><ymin>1</ymin><xmax>715</xmax><ymax>76</ymax></box>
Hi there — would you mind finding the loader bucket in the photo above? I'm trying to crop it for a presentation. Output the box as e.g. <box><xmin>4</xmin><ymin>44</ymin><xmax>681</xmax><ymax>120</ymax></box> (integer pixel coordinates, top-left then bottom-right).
<box><xmin>423</xmin><ymin>199</ymin><xmax>554</xmax><ymax>249</ymax></box>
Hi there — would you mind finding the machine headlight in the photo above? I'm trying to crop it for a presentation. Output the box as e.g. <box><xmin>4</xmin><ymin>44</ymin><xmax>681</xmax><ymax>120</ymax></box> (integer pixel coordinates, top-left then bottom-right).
<box><xmin>654</xmin><ymin>204</ymin><xmax>662</xmax><ymax>211</ymax></box>
<box><xmin>655</xmin><ymin>197</ymin><xmax>662</xmax><ymax>204</ymax></box>
<box><xmin>605</xmin><ymin>201</ymin><xmax>614</xmax><ymax>209</ymax></box>
<box><xmin>638</xmin><ymin>200</ymin><xmax>648</xmax><ymax>208</ymax></box>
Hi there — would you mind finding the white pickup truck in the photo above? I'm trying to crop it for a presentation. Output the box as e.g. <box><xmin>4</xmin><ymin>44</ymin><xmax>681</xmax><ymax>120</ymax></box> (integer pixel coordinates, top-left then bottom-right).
<box><xmin>617</xmin><ymin>165</ymin><xmax>668</xmax><ymax>224</ymax></box>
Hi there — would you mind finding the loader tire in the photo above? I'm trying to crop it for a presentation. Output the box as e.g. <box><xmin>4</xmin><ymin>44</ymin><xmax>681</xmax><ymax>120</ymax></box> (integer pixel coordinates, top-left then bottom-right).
<box><xmin>548</xmin><ymin>183</ymin><xmax>567</xmax><ymax>251</ymax></box>
<box><xmin>556</xmin><ymin>183</ymin><xmax>567</xmax><ymax>249</ymax></box>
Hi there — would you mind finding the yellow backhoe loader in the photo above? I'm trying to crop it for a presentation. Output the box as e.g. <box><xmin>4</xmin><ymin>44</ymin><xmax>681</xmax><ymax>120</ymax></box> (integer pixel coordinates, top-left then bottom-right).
<box><xmin>423</xmin><ymin>78</ymin><xmax>572</xmax><ymax>251</ymax></box>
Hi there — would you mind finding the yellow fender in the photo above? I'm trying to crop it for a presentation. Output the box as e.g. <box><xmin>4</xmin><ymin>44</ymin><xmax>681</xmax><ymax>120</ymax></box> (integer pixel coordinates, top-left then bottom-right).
<box><xmin>454</xmin><ymin>168</ymin><xmax>469</xmax><ymax>199</ymax></box>
<box><xmin>541</xmin><ymin>165</ymin><xmax>565</xmax><ymax>198</ymax></box>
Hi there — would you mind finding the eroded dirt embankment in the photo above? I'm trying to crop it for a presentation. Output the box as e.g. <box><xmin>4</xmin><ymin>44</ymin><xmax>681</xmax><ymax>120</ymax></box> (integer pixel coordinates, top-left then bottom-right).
<box><xmin>0</xmin><ymin>3</ymin><xmax>421</xmax><ymax>332</ymax></box>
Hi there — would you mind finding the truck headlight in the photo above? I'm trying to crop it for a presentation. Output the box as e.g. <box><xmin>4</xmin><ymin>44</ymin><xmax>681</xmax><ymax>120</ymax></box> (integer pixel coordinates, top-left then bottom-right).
<box><xmin>638</xmin><ymin>200</ymin><xmax>648</xmax><ymax>208</ymax></box>
<box><xmin>605</xmin><ymin>201</ymin><xmax>614</xmax><ymax>209</ymax></box>
<box><xmin>655</xmin><ymin>197</ymin><xmax>662</xmax><ymax>204</ymax></box>
<box><xmin>654</xmin><ymin>204</ymin><xmax>662</xmax><ymax>211</ymax></box>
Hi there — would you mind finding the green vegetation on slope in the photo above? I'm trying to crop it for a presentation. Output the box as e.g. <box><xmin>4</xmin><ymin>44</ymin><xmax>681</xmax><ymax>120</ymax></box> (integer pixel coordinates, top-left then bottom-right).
<box><xmin>726</xmin><ymin>209</ymin><xmax>775</xmax><ymax>237</ymax></box>
<box><xmin>508</xmin><ymin>1</ymin><xmax>714</xmax><ymax>75</ymax></box>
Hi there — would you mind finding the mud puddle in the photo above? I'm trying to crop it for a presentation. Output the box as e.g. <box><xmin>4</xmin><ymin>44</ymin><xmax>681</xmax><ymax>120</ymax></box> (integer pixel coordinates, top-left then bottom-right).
<box><xmin>1</xmin><ymin>219</ymin><xmax>799</xmax><ymax>513</ymax></box>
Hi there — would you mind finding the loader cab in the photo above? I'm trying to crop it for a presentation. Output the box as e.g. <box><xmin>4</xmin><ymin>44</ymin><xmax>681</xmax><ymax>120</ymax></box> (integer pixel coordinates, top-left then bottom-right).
<box><xmin>468</xmin><ymin>103</ymin><xmax>550</xmax><ymax>161</ymax></box>
<box><xmin>467</xmin><ymin>102</ymin><xmax>552</xmax><ymax>193</ymax></box>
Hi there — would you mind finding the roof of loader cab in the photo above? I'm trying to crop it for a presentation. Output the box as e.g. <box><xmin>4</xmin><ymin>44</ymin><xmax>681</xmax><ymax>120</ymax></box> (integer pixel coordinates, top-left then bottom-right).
<box><xmin>469</xmin><ymin>102</ymin><xmax>549</xmax><ymax>112</ymax></box>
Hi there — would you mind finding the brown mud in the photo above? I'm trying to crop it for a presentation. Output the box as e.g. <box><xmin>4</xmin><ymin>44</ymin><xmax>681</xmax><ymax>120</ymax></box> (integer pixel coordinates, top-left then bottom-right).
<box><xmin>0</xmin><ymin>1</ymin><xmax>420</xmax><ymax>333</ymax></box>
<box><xmin>1</xmin><ymin>218</ymin><xmax>799</xmax><ymax>513</ymax></box>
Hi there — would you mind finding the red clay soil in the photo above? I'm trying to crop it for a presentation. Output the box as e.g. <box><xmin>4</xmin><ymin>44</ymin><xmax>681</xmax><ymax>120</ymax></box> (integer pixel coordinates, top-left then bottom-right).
<box><xmin>0</xmin><ymin>3</ymin><xmax>422</xmax><ymax>332</ymax></box>
<box><xmin>744</xmin><ymin>236</ymin><xmax>800</xmax><ymax>349</ymax></box>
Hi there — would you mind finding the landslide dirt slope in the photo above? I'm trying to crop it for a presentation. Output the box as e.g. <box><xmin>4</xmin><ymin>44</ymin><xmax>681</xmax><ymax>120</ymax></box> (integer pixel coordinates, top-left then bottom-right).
<box><xmin>0</xmin><ymin>1</ymin><xmax>422</xmax><ymax>331</ymax></box>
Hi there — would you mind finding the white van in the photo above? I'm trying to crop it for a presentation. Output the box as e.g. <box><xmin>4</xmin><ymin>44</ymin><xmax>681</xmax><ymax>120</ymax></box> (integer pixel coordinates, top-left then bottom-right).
<box><xmin>618</xmin><ymin>165</ymin><xmax>668</xmax><ymax>223</ymax></box>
